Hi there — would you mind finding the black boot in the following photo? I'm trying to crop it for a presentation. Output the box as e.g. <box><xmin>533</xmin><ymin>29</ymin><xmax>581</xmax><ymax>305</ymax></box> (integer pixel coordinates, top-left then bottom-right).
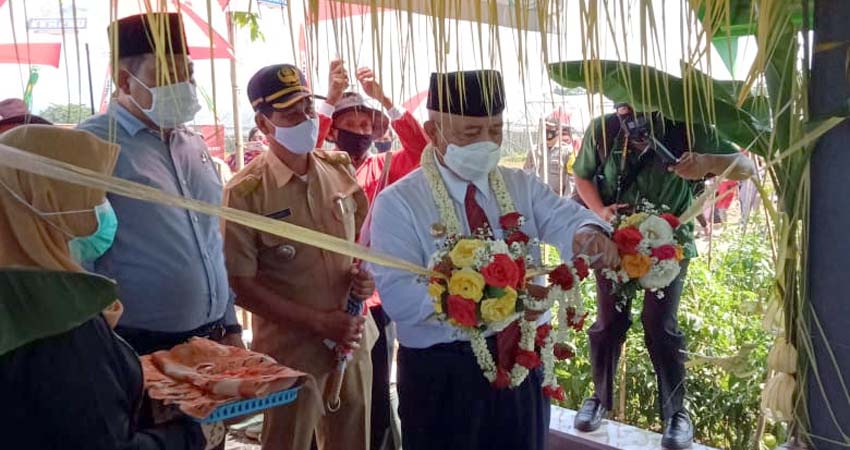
<box><xmin>661</xmin><ymin>410</ymin><xmax>693</xmax><ymax>449</ymax></box>
<box><xmin>573</xmin><ymin>397</ymin><xmax>607</xmax><ymax>432</ymax></box>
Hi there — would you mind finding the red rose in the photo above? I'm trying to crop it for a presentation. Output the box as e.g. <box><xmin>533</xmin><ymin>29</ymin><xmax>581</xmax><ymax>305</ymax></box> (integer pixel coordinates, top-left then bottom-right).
<box><xmin>651</xmin><ymin>244</ymin><xmax>678</xmax><ymax>261</ymax></box>
<box><xmin>535</xmin><ymin>324</ymin><xmax>552</xmax><ymax>347</ymax></box>
<box><xmin>515</xmin><ymin>258</ymin><xmax>527</xmax><ymax>289</ymax></box>
<box><xmin>566</xmin><ymin>307</ymin><xmax>588</xmax><ymax>331</ymax></box>
<box><xmin>543</xmin><ymin>385</ymin><xmax>566</xmax><ymax>402</ymax></box>
<box><xmin>481</xmin><ymin>254</ymin><xmax>522</xmax><ymax>288</ymax></box>
<box><xmin>492</xmin><ymin>368</ymin><xmax>511</xmax><ymax>389</ymax></box>
<box><xmin>548</xmin><ymin>264</ymin><xmax>575</xmax><ymax>291</ymax></box>
<box><xmin>499</xmin><ymin>212</ymin><xmax>523</xmax><ymax>230</ymax></box>
<box><xmin>661</xmin><ymin>213</ymin><xmax>681</xmax><ymax>229</ymax></box>
<box><xmin>446</xmin><ymin>295</ymin><xmax>478</xmax><ymax>328</ymax></box>
<box><xmin>573</xmin><ymin>257</ymin><xmax>590</xmax><ymax>279</ymax></box>
<box><xmin>553</xmin><ymin>343</ymin><xmax>575</xmax><ymax>360</ymax></box>
<box><xmin>505</xmin><ymin>230</ymin><xmax>530</xmax><ymax>246</ymax></box>
<box><xmin>515</xmin><ymin>350</ymin><xmax>542</xmax><ymax>369</ymax></box>
<box><xmin>613</xmin><ymin>227</ymin><xmax>643</xmax><ymax>255</ymax></box>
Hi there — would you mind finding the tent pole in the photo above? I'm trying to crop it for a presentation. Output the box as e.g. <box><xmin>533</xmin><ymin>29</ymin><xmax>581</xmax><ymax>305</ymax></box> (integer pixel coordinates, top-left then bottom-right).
<box><xmin>227</xmin><ymin>11</ymin><xmax>244</xmax><ymax>171</ymax></box>
<box><xmin>85</xmin><ymin>44</ymin><xmax>95</xmax><ymax>115</ymax></box>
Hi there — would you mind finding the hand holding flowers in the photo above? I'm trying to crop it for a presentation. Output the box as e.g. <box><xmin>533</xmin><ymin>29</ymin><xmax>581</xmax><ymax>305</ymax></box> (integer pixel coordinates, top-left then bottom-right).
<box><xmin>602</xmin><ymin>202</ymin><xmax>688</xmax><ymax>307</ymax></box>
<box><xmin>573</xmin><ymin>227</ymin><xmax>620</xmax><ymax>269</ymax></box>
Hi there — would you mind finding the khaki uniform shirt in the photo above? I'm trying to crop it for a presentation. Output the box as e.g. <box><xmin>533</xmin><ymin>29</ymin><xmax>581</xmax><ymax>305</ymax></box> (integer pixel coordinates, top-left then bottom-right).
<box><xmin>223</xmin><ymin>150</ymin><xmax>376</xmax><ymax>376</ymax></box>
<box><xmin>524</xmin><ymin>144</ymin><xmax>573</xmax><ymax>196</ymax></box>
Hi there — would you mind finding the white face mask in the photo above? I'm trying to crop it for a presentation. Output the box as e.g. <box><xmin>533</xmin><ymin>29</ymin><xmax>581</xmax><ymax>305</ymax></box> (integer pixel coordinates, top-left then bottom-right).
<box><xmin>127</xmin><ymin>72</ymin><xmax>201</xmax><ymax>128</ymax></box>
<box><xmin>443</xmin><ymin>141</ymin><xmax>501</xmax><ymax>182</ymax></box>
<box><xmin>272</xmin><ymin>117</ymin><xmax>319</xmax><ymax>155</ymax></box>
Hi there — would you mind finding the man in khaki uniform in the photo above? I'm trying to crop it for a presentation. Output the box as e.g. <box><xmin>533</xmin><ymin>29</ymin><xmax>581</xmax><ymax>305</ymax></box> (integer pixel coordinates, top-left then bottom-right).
<box><xmin>224</xmin><ymin>64</ymin><xmax>378</xmax><ymax>450</ymax></box>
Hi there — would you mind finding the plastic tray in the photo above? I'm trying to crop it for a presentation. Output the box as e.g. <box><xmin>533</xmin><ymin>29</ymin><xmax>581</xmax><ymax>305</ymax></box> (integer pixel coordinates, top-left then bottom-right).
<box><xmin>197</xmin><ymin>384</ymin><xmax>302</xmax><ymax>423</ymax></box>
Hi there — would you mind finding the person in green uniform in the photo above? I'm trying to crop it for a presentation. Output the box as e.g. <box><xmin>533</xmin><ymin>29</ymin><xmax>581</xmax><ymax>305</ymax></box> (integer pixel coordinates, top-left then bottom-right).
<box><xmin>571</xmin><ymin>103</ymin><xmax>754</xmax><ymax>449</ymax></box>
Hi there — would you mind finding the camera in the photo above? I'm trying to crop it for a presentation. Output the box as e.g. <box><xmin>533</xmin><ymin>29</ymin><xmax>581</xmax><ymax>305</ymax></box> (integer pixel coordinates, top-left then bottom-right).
<box><xmin>621</xmin><ymin>113</ymin><xmax>650</xmax><ymax>141</ymax></box>
<box><xmin>618</xmin><ymin>110</ymin><xmax>679</xmax><ymax>166</ymax></box>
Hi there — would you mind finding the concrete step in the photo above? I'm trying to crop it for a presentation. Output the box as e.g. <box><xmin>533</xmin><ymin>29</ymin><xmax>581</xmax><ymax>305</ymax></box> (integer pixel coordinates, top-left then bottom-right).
<box><xmin>549</xmin><ymin>406</ymin><xmax>719</xmax><ymax>450</ymax></box>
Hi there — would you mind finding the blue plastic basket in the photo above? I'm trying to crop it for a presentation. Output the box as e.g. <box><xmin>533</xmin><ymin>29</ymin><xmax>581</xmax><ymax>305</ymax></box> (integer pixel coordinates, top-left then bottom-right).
<box><xmin>196</xmin><ymin>384</ymin><xmax>302</xmax><ymax>424</ymax></box>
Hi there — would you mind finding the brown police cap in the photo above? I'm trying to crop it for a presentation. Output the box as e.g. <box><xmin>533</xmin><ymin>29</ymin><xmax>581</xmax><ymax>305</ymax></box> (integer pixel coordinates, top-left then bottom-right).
<box><xmin>247</xmin><ymin>64</ymin><xmax>313</xmax><ymax>112</ymax></box>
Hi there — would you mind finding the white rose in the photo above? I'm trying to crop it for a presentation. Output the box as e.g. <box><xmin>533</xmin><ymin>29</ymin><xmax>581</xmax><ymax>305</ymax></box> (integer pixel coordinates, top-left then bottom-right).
<box><xmin>639</xmin><ymin>258</ymin><xmax>681</xmax><ymax>290</ymax></box>
<box><xmin>638</xmin><ymin>215</ymin><xmax>675</xmax><ymax>247</ymax></box>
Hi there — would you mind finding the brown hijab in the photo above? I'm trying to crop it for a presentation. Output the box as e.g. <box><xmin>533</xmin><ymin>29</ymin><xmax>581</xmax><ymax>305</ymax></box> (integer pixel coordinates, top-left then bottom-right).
<box><xmin>0</xmin><ymin>125</ymin><xmax>119</xmax><ymax>271</ymax></box>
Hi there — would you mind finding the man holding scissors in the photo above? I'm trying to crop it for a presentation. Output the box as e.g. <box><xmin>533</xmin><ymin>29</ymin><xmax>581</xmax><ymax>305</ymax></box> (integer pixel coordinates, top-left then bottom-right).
<box><xmin>223</xmin><ymin>63</ymin><xmax>377</xmax><ymax>450</ymax></box>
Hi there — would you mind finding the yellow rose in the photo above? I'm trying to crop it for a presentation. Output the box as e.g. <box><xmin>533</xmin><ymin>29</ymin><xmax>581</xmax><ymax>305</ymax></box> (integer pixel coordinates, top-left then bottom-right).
<box><xmin>622</xmin><ymin>253</ymin><xmax>652</xmax><ymax>278</ymax></box>
<box><xmin>675</xmin><ymin>245</ymin><xmax>685</xmax><ymax>261</ymax></box>
<box><xmin>481</xmin><ymin>287</ymin><xmax>518</xmax><ymax>323</ymax></box>
<box><xmin>428</xmin><ymin>282</ymin><xmax>446</xmax><ymax>301</ymax></box>
<box><xmin>619</xmin><ymin>212</ymin><xmax>648</xmax><ymax>229</ymax></box>
<box><xmin>448</xmin><ymin>268</ymin><xmax>486</xmax><ymax>302</ymax></box>
<box><xmin>449</xmin><ymin>239</ymin><xmax>485</xmax><ymax>268</ymax></box>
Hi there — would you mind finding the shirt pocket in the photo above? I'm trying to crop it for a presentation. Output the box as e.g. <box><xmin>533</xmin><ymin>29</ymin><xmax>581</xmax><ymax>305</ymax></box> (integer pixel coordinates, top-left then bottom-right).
<box><xmin>331</xmin><ymin>194</ymin><xmax>358</xmax><ymax>241</ymax></box>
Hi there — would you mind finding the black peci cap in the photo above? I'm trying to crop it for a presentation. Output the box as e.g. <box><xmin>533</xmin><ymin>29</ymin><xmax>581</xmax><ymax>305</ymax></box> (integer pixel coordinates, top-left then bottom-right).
<box><xmin>427</xmin><ymin>70</ymin><xmax>505</xmax><ymax>117</ymax></box>
<box><xmin>108</xmin><ymin>13</ymin><xmax>188</xmax><ymax>59</ymax></box>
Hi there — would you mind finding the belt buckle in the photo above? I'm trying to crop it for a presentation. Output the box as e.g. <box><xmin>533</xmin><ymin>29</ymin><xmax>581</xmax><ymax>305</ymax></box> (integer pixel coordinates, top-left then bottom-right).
<box><xmin>208</xmin><ymin>323</ymin><xmax>226</xmax><ymax>341</ymax></box>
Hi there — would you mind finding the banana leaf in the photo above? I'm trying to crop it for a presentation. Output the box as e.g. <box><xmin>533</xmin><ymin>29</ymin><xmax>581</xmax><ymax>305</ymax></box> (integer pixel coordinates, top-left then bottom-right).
<box><xmin>548</xmin><ymin>59</ymin><xmax>771</xmax><ymax>155</ymax></box>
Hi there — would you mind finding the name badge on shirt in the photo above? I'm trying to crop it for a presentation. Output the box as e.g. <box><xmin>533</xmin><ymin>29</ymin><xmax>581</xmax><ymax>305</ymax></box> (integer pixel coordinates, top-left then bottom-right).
<box><xmin>265</xmin><ymin>208</ymin><xmax>292</xmax><ymax>220</ymax></box>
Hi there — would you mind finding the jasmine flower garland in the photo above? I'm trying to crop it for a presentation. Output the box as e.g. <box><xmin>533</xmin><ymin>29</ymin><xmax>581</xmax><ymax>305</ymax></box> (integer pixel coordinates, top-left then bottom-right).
<box><xmin>421</xmin><ymin>146</ymin><xmax>588</xmax><ymax>394</ymax></box>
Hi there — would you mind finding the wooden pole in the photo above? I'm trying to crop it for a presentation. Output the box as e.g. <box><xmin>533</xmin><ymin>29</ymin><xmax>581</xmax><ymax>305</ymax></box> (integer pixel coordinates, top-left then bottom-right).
<box><xmin>806</xmin><ymin>1</ymin><xmax>850</xmax><ymax>449</ymax></box>
<box><xmin>227</xmin><ymin>12</ymin><xmax>245</xmax><ymax>171</ymax></box>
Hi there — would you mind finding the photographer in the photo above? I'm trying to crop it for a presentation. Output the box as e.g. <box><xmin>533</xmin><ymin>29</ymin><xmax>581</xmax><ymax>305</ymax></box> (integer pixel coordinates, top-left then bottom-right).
<box><xmin>571</xmin><ymin>103</ymin><xmax>753</xmax><ymax>449</ymax></box>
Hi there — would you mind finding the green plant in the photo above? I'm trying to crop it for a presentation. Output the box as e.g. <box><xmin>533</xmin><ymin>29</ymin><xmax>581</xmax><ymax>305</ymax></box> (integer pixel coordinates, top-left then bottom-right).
<box><xmin>38</xmin><ymin>103</ymin><xmax>93</xmax><ymax>124</ymax></box>
<box><xmin>554</xmin><ymin>216</ymin><xmax>774</xmax><ymax>450</ymax></box>
<box><xmin>231</xmin><ymin>11</ymin><xmax>265</xmax><ymax>42</ymax></box>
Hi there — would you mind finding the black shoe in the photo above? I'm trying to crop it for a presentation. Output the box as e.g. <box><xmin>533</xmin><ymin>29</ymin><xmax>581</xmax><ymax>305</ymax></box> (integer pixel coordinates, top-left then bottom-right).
<box><xmin>573</xmin><ymin>397</ymin><xmax>607</xmax><ymax>432</ymax></box>
<box><xmin>661</xmin><ymin>410</ymin><xmax>694</xmax><ymax>449</ymax></box>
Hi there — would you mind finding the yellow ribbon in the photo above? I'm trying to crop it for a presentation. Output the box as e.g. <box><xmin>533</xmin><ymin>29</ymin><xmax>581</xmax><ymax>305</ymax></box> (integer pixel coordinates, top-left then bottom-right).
<box><xmin>0</xmin><ymin>143</ymin><xmax>434</xmax><ymax>278</ymax></box>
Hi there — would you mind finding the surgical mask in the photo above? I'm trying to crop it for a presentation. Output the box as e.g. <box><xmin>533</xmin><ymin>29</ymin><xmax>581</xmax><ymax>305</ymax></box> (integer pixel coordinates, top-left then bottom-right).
<box><xmin>127</xmin><ymin>72</ymin><xmax>201</xmax><ymax>128</ymax></box>
<box><xmin>0</xmin><ymin>178</ymin><xmax>118</xmax><ymax>262</ymax></box>
<box><xmin>335</xmin><ymin>129</ymin><xmax>373</xmax><ymax>159</ymax></box>
<box><xmin>68</xmin><ymin>200</ymin><xmax>118</xmax><ymax>263</ymax></box>
<box><xmin>273</xmin><ymin>117</ymin><xmax>319</xmax><ymax>154</ymax></box>
<box><xmin>375</xmin><ymin>140</ymin><xmax>392</xmax><ymax>153</ymax></box>
<box><xmin>443</xmin><ymin>141</ymin><xmax>501</xmax><ymax>182</ymax></box>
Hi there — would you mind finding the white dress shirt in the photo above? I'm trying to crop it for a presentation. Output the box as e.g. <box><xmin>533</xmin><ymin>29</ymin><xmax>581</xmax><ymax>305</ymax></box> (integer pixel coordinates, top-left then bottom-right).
<box><xmin>369</xmin><ymin>155</ymin><xmax>610</xmax><ymax>349</ymax></box>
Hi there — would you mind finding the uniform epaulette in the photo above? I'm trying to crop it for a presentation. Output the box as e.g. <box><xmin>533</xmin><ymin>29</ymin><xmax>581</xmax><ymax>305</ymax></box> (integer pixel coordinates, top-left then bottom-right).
<box><xmin>315</xmin><ymin>150</ymin><xmax>352</xmax><ymax>167</ymax></box>
<box><xmin>228</xmin><ymin>174</ymin><xmax>261</xmax><ymax>197</ymax></box>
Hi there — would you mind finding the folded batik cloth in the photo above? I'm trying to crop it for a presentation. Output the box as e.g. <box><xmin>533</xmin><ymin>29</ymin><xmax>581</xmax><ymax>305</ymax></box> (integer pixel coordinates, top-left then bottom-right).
<box><xmin>141</xmin><ymin>337</ymin><xmax>304</xmax><ymax>419</ymax></box>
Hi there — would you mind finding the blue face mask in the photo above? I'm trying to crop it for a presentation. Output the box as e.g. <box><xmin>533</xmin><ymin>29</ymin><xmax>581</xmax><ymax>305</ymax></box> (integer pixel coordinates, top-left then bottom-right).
<box><xmin>68</xmin><ymin>200</ymin><xmax>118</xmax><ymax>263</ymax></box>
<box><xmin>0</xmin><ymin>178</ymin><xmax>118</xmax><ymax>263</ymax></box>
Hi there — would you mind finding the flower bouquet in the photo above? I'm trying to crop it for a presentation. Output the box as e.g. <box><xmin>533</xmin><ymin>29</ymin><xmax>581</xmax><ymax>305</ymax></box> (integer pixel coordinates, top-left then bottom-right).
<box><xmin>602</xmin><ymin>202</ymin><xmax>688</xmax><ymax>308</ymax></box>
<box><xmin>419</xmin><ymin>146</ymin><xmax>590</xmax><ymax>400</ymax></box>
<box><xmin>426</xmin><ymin>212</ymin><xmax>590</xmax><ymax>399</ymax></box>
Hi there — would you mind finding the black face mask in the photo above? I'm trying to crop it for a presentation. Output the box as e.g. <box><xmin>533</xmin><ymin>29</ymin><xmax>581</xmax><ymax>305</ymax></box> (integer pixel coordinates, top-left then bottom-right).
<box><xmin>335</xmin><ymin>129</ymin><xmax>373</xmax><ymax>159</ymax></box>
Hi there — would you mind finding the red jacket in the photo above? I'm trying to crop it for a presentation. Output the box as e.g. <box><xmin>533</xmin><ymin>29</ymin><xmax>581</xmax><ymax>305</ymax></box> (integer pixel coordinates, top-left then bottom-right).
<box><xmin>318</xmin><ymin>109</ymin><xmax>429</xmax><ymax>307</ymax></box>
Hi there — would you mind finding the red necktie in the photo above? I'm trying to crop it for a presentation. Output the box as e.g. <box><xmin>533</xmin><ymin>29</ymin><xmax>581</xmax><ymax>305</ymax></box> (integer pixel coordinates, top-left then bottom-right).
<box><xmin>465</xmin><ymin>183</ymin><xmax>492</xmax><ymax>236</ymax></box>
<box><xmin>465</xmin><ymin>184</ymin><xmax>517</xmax><ymax>368</ymax></box>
